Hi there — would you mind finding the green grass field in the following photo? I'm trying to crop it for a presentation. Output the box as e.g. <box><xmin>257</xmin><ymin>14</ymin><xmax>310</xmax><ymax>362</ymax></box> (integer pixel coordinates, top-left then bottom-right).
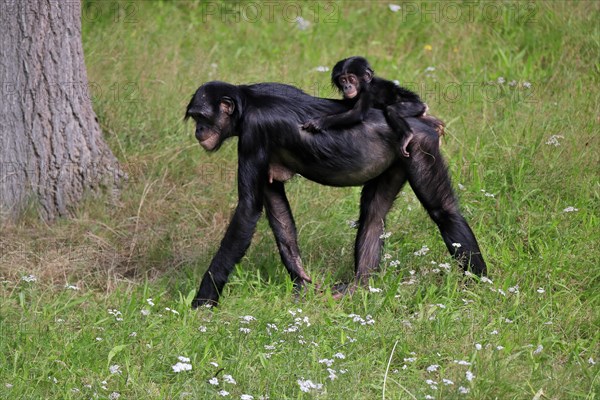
<box><xmin>1</xmin><ymin>1</ymin><xmax>599</xmax><ymax>398</ymax></box>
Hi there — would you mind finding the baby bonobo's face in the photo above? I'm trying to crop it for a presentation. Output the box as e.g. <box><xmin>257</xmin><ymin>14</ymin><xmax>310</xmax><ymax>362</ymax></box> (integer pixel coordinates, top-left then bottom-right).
<box><xmin>338</xmin><ymin>74</ymin><xmax>359</xmax><ymax>99</ymax></box>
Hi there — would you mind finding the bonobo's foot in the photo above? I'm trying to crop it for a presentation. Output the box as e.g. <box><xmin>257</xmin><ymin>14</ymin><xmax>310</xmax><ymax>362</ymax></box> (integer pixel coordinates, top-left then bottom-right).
<box><xmin>331</xmin><ymin>282</ymin><xmax>358</xmax><ymax>300</ymax></box>
<box><xmin>399</xmin><ymin>131</ymin><xmax>415</xmax><ymax>158</ymax></box>
<box><xmin>293</xmin><ymin>279</ymin><xmax>321</xmax><ymax>301</ymax></box>
<box><xmin>191</xmin><ymin>285</ymin><xmax>220</xmax><ymax>309</ymax></box>
<box><xmin>191</xmin><ymin>296</ymin><xmax>218</xmax><ymax>309</ymax></box>
<box><xmin>301</xmin><ymin>119</ymin><xmax>323</xmax><ymax>133</ymax></box>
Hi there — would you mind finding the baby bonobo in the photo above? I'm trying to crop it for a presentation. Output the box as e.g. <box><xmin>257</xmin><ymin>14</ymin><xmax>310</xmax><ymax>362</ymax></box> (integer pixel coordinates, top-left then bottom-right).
<box><xmin>303</xmin><ymin>56</ymin><xmax>432</xmax><ymax>157</ymax></box>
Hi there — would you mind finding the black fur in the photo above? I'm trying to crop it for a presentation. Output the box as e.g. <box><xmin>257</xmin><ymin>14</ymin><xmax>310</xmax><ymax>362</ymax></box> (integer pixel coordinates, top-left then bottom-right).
<box><xmin>186</xmin><ymin>81</ymin><xmax>486</xmax><ymax>307</ymax></box>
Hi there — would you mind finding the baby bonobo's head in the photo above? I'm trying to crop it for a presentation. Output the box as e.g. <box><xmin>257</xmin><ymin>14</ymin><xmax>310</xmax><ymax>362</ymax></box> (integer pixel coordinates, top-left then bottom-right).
<box><xmin>331</xmin><ymin>56</ymin><xmax>374</xmax><ymax>99</ymax></box>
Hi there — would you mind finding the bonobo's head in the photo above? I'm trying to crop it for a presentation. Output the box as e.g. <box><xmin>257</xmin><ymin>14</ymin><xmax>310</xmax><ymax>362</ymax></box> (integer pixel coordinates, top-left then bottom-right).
<box><xmin>331</xmin><ymin>56</ymin><xmax>374</xmax><ymax>100</ymax></box>
<box><xmin>185</xmin><ymin>81</ymin><xmax>243</xmax><ymax>151</ymax></box>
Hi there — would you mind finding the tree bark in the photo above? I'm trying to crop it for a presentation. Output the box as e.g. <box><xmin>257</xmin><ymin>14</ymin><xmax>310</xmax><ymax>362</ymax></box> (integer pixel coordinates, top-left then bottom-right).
<box><xmin>0</xmin><ymin>1</ymin><xmax>124</xmax><ymax>222</ymax></box>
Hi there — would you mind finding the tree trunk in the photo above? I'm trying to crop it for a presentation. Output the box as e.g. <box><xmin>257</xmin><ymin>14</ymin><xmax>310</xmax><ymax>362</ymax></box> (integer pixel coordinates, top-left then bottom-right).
<box><xmin>0</xmin><ymin>1</ymin><xmax>124</xmax><ymax>222</ymax></box>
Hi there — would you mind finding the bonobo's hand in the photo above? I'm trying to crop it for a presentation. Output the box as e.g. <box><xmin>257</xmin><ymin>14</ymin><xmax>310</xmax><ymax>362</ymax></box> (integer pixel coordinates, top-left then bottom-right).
<box><xmin>301</xmin><ymin>118</ymin><xmax>323</xmax><ymax>133</ymax></box>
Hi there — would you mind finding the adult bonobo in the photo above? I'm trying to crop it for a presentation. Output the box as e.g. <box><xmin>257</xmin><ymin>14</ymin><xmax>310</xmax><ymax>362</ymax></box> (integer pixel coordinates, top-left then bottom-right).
<box><xmin>185</xmin><ymin>81</ymin><xmax>486</xmax><ymax>307</ymax></box>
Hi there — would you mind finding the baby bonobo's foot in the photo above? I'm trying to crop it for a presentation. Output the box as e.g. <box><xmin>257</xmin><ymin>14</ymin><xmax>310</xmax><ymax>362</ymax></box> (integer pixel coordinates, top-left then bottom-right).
<box><xmin>301</xmin><ymin>119</ymin><xmax>323</xmax><ymax>133</ymax></box>
<box><xmin>400</xmin><ymin>131</ymin><xmax>415</xmax><ymax>158</ymax></box>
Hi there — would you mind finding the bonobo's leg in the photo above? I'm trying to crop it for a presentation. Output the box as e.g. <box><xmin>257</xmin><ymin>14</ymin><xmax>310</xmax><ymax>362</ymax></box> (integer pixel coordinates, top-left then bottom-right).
<box><xmin>264</xmin><ymin>181</ymin><xmax>312</xmax><ymax>286</ymax></box>
<box><xmin>386</xmin><ymin>105</ymin><xmax>415</xmax><ymax>158</ymax></box>
<box><xmin>354</xmin><ymin>163</ymin><xmax>408</xmax><ymax>284</ymax></box>
<box><xmin>192</xmin><ymin>194</ymin><xmax>263</xmax><ymax>308</ymax></box>
<box><xmin>404</xmin><ymin>129</ymin><xmax>487</xmax><ymax>275</ymax></box>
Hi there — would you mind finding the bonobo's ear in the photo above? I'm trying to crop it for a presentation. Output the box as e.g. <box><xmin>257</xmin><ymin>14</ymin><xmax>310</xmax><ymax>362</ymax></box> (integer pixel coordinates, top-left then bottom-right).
<box><xmin>219</xmin><ymin>96</ymin><xmax>235</xmax><ymax>115</ymax></box>
<box><xmin>364</xmin><ymin>68</ymin><xmax>374</xmax><ymax>83</ymax></box>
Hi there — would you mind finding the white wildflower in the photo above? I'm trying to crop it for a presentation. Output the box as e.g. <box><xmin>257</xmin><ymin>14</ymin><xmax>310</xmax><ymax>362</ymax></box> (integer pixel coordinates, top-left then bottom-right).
<box><xmin>466</xmin><ymin>370</ymin><xmax>475</xmax><ymax>382</ymax></box>
<box><xmin>414</xmin><ymin>245</ymin><xmax>430</xmax><ymax>256</ymax></box>
<box><xmin>109</xmin><ymin>393</ymin><xmax>120</xmax><ymax>400</ymax></box>
<box><xmin>563</xmin><ymin>206</ymin><xmax>578</xmax><ymax>212</ymax></box>
<box><xmin>533</xmin><ymin>344</ymin><xmax>544</xmax><ymax>355</ymax></box>
<box><xmin>546</xmin><ymin>134</ymin><xmax>564</xmax><ymax>146</ymax></box>
<box><xmin>315</xmin><ymin>66</ymin><xmax>329</xmax><ymax>72</ymax></box>
<box><xmin>452</xmin><ymin>242</ymin><xmax>462</xmax><ymax>248</ymax></box>
<box><xmin>427</xmin><ymin>364</ymin><xmax>440</xmax><ymax>372</ymax></box>
<box><xmin>297</xmin><ymin>379</ymin><xmax>323</xmax><ymax>393</ymax></box>
<box><xmin>173</xmin><ymin>362</ymin><xmax>192</xmax><ymax>373</ymax></box>
<box><xmin>318</xmin><ymin>358</ymin><xmax>334</xmax><ymax>367</ymax></box>
<box><xmin>239</xmin><ymin>327</ymin><xmax>251</xmax><ymax>334</ymax></box>
<box><xmin>333</xmin><ymin>352</ymin><xmax>345</xmax><ymax>359</ymax></box>
<box><xmin>209</xmin><ymin>377</ymin><xmax>219</xmax><ymax>385</ymax></box>
<box><xmin>458</xmin><ymin>386</ymin><xmax>470</xmax><ymax>394</ymax></box>
<box><xmin>589</xmin><ymin>357</ymin><xmax>596</xmax><ymax>365</ymax></box>
<box><xmin>21</xmin><ymin>274</ymin><xmax>37</xmax><ymax>282</ymax></box>
<box><xmin>295</xmin><ymin>16</ymin><xmax>310</xmax><ymax>30</ymax></box>
<box><xmin>218</xmin><ymin>390</ymin><xmax>230</xmax><ymax>397</ymax></box>
<box><xmin>109</xmin><ymin>365</ymin><xmax>121</xmax><ymax>374</ymax></box>
<box><xmin>223</xmin><ymin>374</ymin><xmax>237</xmax><ymax>385</ymax></box>
<box><xmin>240</xmin><ymin>315</ymin><xmax>256</xmax><ymax>323</ymax></box>
<box><xmin>369</xmin><ymin>286</ymin><xmax>382</xmax><ymax>293</ymax></box>
<box><xmin>388</xmin><ymin>4</ymin><xmax>401</xmax><ymax>12</ymax></box>
<box><xmin>146</xmin><ymin>298</ymin><xmax>155</xmax><ymax>306</ymax></box>
<box><xmin>475</xmin><ymin>343</ymin><xmax>482</xmax><ymax>350</ymax></box>
<box><xmin>537</xmin><ymin>287</ymin><xmax>545</xmax><ymax>294</ymax></box>
<box><xmin>443</xmin><ymin>378</ymin><xmax>454</xmax><ymax>385</ymax></box>
<box><xmin>240</xmin><ymin>395</ymin><xmax>254</xmax><ymax>400</ymax></box>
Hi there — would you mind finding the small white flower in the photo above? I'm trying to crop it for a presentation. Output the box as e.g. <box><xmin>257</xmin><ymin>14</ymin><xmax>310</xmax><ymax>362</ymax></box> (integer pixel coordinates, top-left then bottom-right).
<box><xmin>178</xmin><ymin>356</ymin><xmax>190</xmax><ymax>363</ymax></box>
<box><xmin>109</xmin><ymin>393</ymin><xmax>120</xmax><ymax>400</ymax></box>
<box><xmin>454</xmin><ymin>360</ymin><xmax>472</xmax><ymax>366</ymax></box>
<box><xmin>129</xmin><ymin>331</ymin><xmax>137</xmax><ymax>337</ymax></box>
<box><xmin>239</xmin><ymin>327</ymin><xmax>251</xmax><ymax>334</ymax></box>
<box><xmin>240</xmin><ymin>315</ymin><xmax>256</xmax><ymax>323</ymax></box>
<box><xmin>380</xmin><ymin>231</ymin><xmax>392</xmax><ymax>239</ymax></box>
<box><xmin>315</xmin><ymin>66</ymin><xmax>329</xmax><ymax>72</ymax></box>
<box><xmin>533</xmin><ymin>344</ymin><xmax>544</xmax><ymax>355</ymax></box>
<box><xmin>414</xmin><ymin>245</ymin><xmax>430</xmax><ymax>256</ymax></box>
<box><xmin>523</xmin><ymin>81</ymin><xmax>532</xmax><ymax>88</ymax></box>
<box><xmin>466</xmin><ymin>370</ymin><xmax>475</xmax><ymax>382</ymax></box>
<box><xmin>21</xmin><ymin>274</ymin><xmax>37</xmax><ymax>282</ymax></box>
<box><xmin>458</xmin><ymin>183</ymin><xmax>466</xmax><ymax>190</ymax></box>
<box><xmin>404</xmin><ymin>357</ymin><xmax>417</xmax><ymax>363</ymax></box>
<box><xmin>490</xmin><ymin>330</ymin><xmax>499</xmax><ymax>335</ymax></box>
<box><xmin>563</xmin><ymin>206</ymin><xmax>578</xmax><ymax>212</ymax></box>
<box><xmin>199</xmin><ymin>326</ymin><xmax>207</xmax><ymax>332</ymax></box>
<box><xmin>537</xmin><ymin>287</ymin><xmax>545</xmax><ymax>294</ymax></box>
<box><xmin>496</xmin><ymin>345</ymin><xmax>505</xmax><ymax>350</ymax></box>
<box><xmin>109</xmin><ymin>365</ymin><xmax>121</xmax><ymax>374</ymax></box>
<box><xmin>546</xmin><ymin>134</ymin><xmax>564</xmax><ymax>146</ymax></box>
<box><xmin>327</xmin><ymin>368</ymin><xmax>338</xmax><ymax>380</ymax></box>
<box><xmin>458</xmin><ymin>386</ymin><xmax>470</xmax><ymax>394</ymax></box>
<box><xmin>426</xmin><ymin>364</ymin><xmax>440</xmax><ymax>372</ymax></box>
<box><xmin>388</xmin><ymin>4</ymin><xmax>401</xmax><ymax>12</ymax></box>
<box><xmin>209</xmin><ymin>377</ymin><xmax>219</xmax><ymax>385</ymax></box>
<box><xmin>475</xmin><ymin>343</ymin><xmax>482</xmax><ymax>350</ymax></box>
<box><xmin>146</xmin><ymin>298</ymin><xmax>155</xmax><ymax>306</ymax></box>
<box><xmin>508</xmin><ymin>285</ymin><xmax>519</xmax><ymax>294</ymax></box>
<box><xmin>240</xmin><ymin>395</ymin><xmax>254</xmax><ymax>400</ymax></box>
<box><xmin>318</xmin><ymin>358</ymin><xmax>334</xmax><ymax>367</ymax></box>
<box><xmin>452</xmin><ymin>242</ymin><xmax>462</xmax><ymax>248</ymax></box>
<box><xmin>442</xmin><ymin>378</ymin><xmax>454</xmax><ymax>385</ymax></box>
<box><xmin>589</xmin><ymin>357</ymin><xmax>596</xmax><ymax>365</ymax></box>
<box><xmin>481</xmin><ymin>277</ymin><xmax>493</xmax><ymax>284</ymax></box>
<box><xmin>65</xmin><ymin>284</ymin><xmax>79</xmax><ymax>290</ymax></box>
<box><xmin>369</xmin><ymin>286</ymin><xmax>382</xmax><ymax>293</ymax></box>
<box><xmin>295</xmin><ymin>16</ymin><xmax>310</xmax><ymax>31</ymax></box>
<box><xmin>223</xmin><ymin>374</ymin><xmax>237</xmax><ymax>385</ymax></box>
<box><xmin>218</xmin><ymin>390</ymin><xmax>230</xmax><ymax>397</ymax></box>
<box><xmin>172</xmin><ymin>362</ymin><xmax>192</xmax><ymax>373</ymax></box>
<box><xmin>333</xmin><ymin>352</ymin><xmax>345</xmax><ymax>359</ymax></box>
<box><xmin>210</xmin><ymin>362</ymin><xmax>219</xmax><ymax>368</ymax></box>
<box><xmin>297</xmin><ymin>379</ymin><xmax>323</xmax><ymax>393</ymax></box>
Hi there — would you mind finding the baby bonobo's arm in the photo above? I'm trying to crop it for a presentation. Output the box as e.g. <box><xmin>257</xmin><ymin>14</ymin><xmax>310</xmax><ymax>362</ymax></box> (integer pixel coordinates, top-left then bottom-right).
<box><xmin>302</xmin><ymin>95</ymin><xmax>371</xmax><ymax>132</ymax></box>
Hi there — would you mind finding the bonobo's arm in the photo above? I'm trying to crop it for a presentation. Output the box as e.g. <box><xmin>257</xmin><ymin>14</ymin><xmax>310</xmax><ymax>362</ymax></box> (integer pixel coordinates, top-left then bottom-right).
<box><xmin>302</xmin><ymin>92</ymin><xmax>372</xmax><ymax>132</ymax></box>
<box><xmin>193</xmin><ymin>133</ymin><xmax>268</xmax><ymax>306</ymax></box>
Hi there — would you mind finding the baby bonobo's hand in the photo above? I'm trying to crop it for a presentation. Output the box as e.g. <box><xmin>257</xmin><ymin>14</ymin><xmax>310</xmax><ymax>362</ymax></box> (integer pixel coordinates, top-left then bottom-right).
<box><xmin>302</xmin><ymin>118</ymin><xmax>323</xmax><ymax>133</ymax></box>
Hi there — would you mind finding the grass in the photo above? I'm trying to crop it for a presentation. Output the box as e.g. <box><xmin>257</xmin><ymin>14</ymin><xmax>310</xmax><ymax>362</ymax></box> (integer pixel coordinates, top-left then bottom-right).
<box><xmin>1</xmin><ymin>1</ymin><xmax>599</xmax><ymax>398</ymax></box>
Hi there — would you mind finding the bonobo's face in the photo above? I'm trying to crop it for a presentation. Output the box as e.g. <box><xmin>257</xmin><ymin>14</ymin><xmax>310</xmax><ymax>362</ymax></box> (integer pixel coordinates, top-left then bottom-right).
<box><xmin>331</xmin><ymin>56</ymin><xmax>374</xmax><ymax>100</ymax></box>
<box><xmin>185</xmin><ymin>82</ymin><xmax>238</xmax><ymax>151</ymax></box>
<box><xmin>337</xmin><ymin>73</ymin><xmax>360</xmax><ymax>99</ymax></box>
